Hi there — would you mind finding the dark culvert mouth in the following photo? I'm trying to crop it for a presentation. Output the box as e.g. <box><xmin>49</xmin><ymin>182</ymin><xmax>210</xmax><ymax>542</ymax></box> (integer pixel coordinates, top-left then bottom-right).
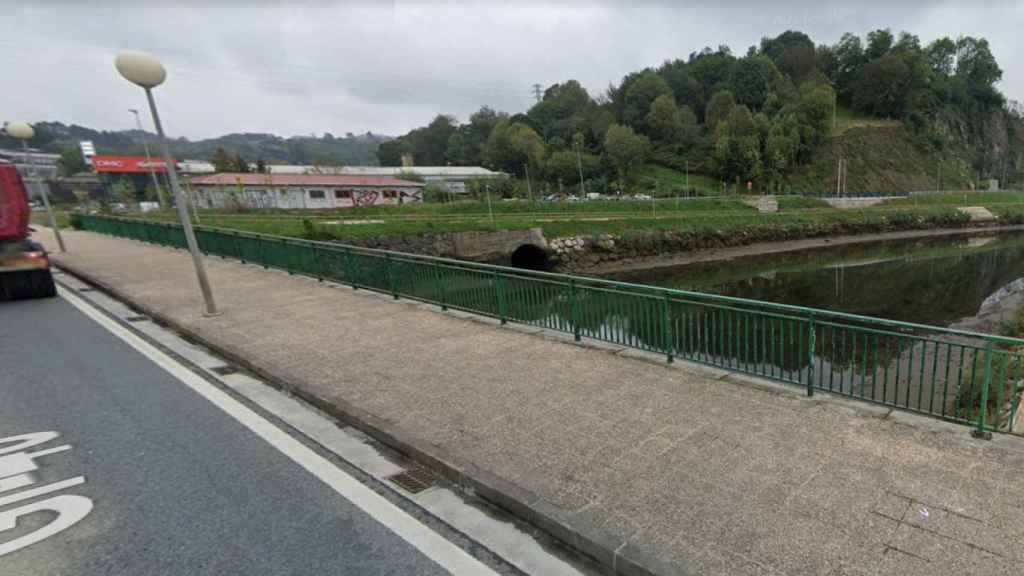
<box><xmin>510</xmin><ymin>244</ymin><xmax>552</xmax><ymax>271</ymax></box>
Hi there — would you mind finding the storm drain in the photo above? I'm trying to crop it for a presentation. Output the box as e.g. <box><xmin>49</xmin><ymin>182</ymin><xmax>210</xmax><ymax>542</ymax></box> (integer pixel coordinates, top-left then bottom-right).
<box><xmin>387</xmin><ymin>467</ymin><xmax>436</xmax><ymax>494</ymax></box>
<box><xmin>124</xmin><ymin>315</ymin><xmax>149</xmax><ymax>322</ymax></box>
<box><xmin>77</xmin><ymin>287</ymin><xmax>95</xmax><ymax>292</ymax></box>
<box><xmin>209</xmin><ymin>365</ymin><xmax>238</xmax><ymax>376</ymax></box>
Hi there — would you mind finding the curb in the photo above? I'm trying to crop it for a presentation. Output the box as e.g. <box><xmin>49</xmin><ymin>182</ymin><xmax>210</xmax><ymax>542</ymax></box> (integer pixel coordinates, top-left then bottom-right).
<box><xmin>52</xmin><ymin>258</ymin><xmax>675</xmax><ymax>576</ymax></box>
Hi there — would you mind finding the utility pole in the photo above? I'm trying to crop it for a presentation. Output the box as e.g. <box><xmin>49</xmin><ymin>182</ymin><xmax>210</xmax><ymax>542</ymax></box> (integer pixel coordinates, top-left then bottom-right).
<box><xmin>574</xmin><ymin>137</ymin><xmax>586</xmax><ymax>197</ymax></box>
<box><xmin>531</xmin><ymin>83</ymin><xmax>543</xmax><ymax>103</ymax></box>
<box><xmin>485</xmin><ymin>183</ymin><xmax>494</xmax><ymax>224</ymax></box>
<box><xmin>130</xmin><ymin>108</ymin><xmax>166</xmax><ymax>209</ymax></box>
<box><xmin>836</xmin><ymin>157</ymin><xmax>841</xmax><ymax>197</ymax></box>
<box><xmin>843</xmin><ymin>159</ymin><xmax>848</xmax><ymax>195</ymax></box>
<box><xmin>524</xmin><ymin>163</ymin><xmax>533</xmax><ymax>203</ymax></box>
<box><xmin>685</xmin><ymin>160</ymin><xmax>690</xmax><ymax>197</ymax></box>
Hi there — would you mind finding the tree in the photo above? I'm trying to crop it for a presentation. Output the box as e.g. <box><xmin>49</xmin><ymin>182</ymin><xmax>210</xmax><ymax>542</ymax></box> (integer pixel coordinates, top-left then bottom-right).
<box><xmin>712</xmin><ymin>105</ymin><xmax>761</xmax><ymax>184</ymax></box>
<box><xmin>926</xmin><ymin>37</ymin><xmax>957</xmax><ymax>76</ymax></box>
<box><xmin>865</xmin><ymin>29</ymin><xmax>894</xmax><ymax>60</ymax></box>
<box><xmin>256</xmin><ymin>158</ymin><xmax>267</xmax><ymax>173</ymax></box>
<box><xmin>603</xmin><ymin>124</ymin><xmax>650</xmax><ymax>183</ymax></box>
<box><xmin>113</xmin><ymin>177</ymin><xmax>137</xmax><ymax>207</ymax></box>
<box><xmin>527</xmin><ymin>80</ymin><xmax>591</xmax><ymax>141</ymax></box>
<box><xmin>211</xmin><ymin>147</ymin><xmax>234</xmax><ymax>172</ymax></box>
<box><xmin>57</xmin><ymin>147</ymin><xmax>87</xmax><ymax>176</ymax></box>
<box><xmin>689</xmin><ymin>46</ymin><xmax>738</xmax><ymax>98</ymax></box>
<box><xmin>621</xmin><ymin>70</ymin><xmax>672</xmax><ymax>131</ymax></box>
<box><xmin>731</xmin><ymin>55</ymin><xmax>785</xmax><ymax>110</ymax></box>
<box><xmin>482</xmin><ymin>120</ymin><xmax>545</xmax><ymax>176</ymax></box>
<box><xmin>852</xmin><ymin>55</ymin><xmax>912</xmax><ymax>117</ymax></box>
<box><xmin>705</xmin><ymin>90</ymin><xmax>736</xmax><ymax>131</ymax></box>
<box><xmin>955</xmin><ymin>36</ymin><xmax>1002</xmax><ymax>88</ymax></box>
<box><xmin>645</xmin><ymin>94</ymin><xmax>686</xmax><ymax>143</ymax></box>
<box><xmin>657</xmin><ymin>59</ymin><xmax>705</xmax><ymax>117</ymax></box>
<box><xmin>233</xmin><ymin>154</ymin><xmax>250</xmax><ymax>172</ymax></box>
<box><xmin>831</xmin><ymin>33</ymin><xmax>866</xmax><ymax>101</ymax></box>
<box><xmin>376</xmin><ymin>139</ymin><xmax>407</xmax><ymax>166</ymax></box>
<box><xmin>759</xmin><ymin>30</ymin><xmax>817</xmax><ymax>81</ymax></box>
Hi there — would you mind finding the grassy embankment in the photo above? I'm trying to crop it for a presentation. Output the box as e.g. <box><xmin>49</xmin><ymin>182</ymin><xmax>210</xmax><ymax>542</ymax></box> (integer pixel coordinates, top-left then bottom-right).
<box><xmin>92</xmin><ymin>190</ymin><xmax>1024</xmax><ymax>245</ymax></box>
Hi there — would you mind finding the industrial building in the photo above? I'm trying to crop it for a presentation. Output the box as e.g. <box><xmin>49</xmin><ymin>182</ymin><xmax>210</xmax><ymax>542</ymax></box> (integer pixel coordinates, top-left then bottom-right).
<box><xmin>189</xmin><ymin>173</ymin><xmax>425</xmax><ymax>209</ymax></box>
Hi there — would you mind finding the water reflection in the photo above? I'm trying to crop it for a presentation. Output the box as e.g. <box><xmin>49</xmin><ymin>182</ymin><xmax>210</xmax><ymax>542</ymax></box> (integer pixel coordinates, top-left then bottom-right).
<box><xmin>613</xmin><ymin>233</ymin><xmax>1024</xmax><ymax>327</ymax></box>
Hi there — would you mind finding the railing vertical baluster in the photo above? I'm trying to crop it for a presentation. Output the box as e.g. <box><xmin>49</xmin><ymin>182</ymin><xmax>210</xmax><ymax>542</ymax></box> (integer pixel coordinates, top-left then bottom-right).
<box><xmin>495</xmin><ymin>271</ymin><xmax>506</xmax><ymax>325</ymax></box>
<box><xmin>570</xmin><ymin>278</ymin><xmax>580</xmax><ymax>342</ymax></box>
<box><xmin>662</xmin><ymin>292</ymin><xmax>673</xmax><ymax>364</ymax></box>
<box><xmin>807</xmin><ymin>316</ymin><xmax>816</xmax><ymax>397</ymax></box>
<box><xmin>974</xmin><ymin>341</ymin><xmax>994</xmax><ymax>439</ymax></box>
<box><xmin>385</xmin><ymin>253</ymin><xmax>398</xmax><ymax>299</ymax></box>
<box><xmin>435</xmin><ymin>263</ymin><xmax>447</xmax><ymax>311</ymax></box>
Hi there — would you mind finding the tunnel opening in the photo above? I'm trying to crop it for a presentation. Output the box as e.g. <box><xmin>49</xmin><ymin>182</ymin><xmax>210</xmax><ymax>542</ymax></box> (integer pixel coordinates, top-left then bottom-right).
<box><xmin>510</xmin><ymin>244</ymin><xmax>552</xmax><ymax>271</ymax></box>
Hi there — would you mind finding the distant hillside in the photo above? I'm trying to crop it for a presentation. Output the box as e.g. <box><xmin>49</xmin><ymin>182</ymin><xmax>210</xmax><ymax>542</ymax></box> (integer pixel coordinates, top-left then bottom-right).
<box><xmin>379</xmin><ymin>28</ymin><xmax>1024</xmax><ymax>195</ymax></box>
<box><xmin>0</xmin><ymin>121</ymin><xmax>391</xmax><ymax>166</ymax></box>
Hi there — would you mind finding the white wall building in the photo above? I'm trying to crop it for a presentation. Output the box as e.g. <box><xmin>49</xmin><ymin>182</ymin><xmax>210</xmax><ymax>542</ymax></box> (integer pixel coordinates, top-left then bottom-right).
<box><xmin>190</xmin><ymin>173</ymin><xmax>425</xmax><ymax>210</ymax></box>
<box><xmin>260</xmin><ymin>165</ymin><xmax>505</xmax><ymax>194</ymax></box>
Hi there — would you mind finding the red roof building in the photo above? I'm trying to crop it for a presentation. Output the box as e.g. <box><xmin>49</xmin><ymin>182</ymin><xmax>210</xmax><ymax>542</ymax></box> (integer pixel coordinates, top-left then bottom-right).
<box><xmin>190</xmin><ymin>173</ymin><xmax>424</xmax><ymax>188</ymax></box>
<box><xmin>189</xmin><ymin>172</ymin><xmax>425</xmax><ymax>210</ymax></box>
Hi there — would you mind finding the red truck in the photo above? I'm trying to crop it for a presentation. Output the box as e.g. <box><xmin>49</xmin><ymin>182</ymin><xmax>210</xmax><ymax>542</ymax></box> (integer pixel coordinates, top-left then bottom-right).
<box><xmin>0</xmin><ymin>161</ymin><xmax>56</xmax><ymax>299</ymax></box>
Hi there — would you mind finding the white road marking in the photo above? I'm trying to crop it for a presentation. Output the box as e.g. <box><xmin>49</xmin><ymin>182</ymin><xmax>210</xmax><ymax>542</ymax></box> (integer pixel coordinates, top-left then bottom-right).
<box><xmin>58</xmin><ymin>287</ymin><xmax>501</xmax><ymax>576</ymax></box>
<box><xmin>0</xmin><ymin>495</ymin><xmax>94</xmax><ymax>557</ymax></box>
<box><xmin>0</xmin><ymin>477</ymin><xmax>85</xmax><ymax>509</ymax></box>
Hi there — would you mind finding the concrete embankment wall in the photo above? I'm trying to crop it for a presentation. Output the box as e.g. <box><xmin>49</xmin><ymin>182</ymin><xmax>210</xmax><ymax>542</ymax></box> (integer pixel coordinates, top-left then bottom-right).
<box><xmin>339</xmin><ymin>228</ymin><xmax>549</xmax><ymax>267</ymax></box>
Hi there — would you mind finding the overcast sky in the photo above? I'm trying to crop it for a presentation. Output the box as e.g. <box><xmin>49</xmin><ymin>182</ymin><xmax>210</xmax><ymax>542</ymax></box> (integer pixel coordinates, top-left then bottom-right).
<box><xmin>5</xmin><ymin>1</ymin><xmax>1022</xmax><ymax>140</ymax></box>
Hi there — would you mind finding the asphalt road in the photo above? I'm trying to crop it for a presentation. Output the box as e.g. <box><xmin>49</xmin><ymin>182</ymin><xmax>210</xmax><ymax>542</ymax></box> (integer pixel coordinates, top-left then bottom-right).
<box><xmin>0</xmin><ymin>294</ymin><xmax>462</xmax><ymax>576</ymax></box>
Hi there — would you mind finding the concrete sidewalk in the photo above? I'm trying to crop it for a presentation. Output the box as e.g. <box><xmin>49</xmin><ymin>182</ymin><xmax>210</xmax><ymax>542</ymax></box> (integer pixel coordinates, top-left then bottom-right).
<box><xmin>37</xmin><ymin>229</ymin><xmax>1024</xmax><ymax>576</ymax></box>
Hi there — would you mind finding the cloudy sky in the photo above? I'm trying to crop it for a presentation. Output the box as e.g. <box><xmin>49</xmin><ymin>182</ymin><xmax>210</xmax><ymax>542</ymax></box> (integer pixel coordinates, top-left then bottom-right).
<box><xmin>5</xmin><ymin>1</ymin><xmax>1022</xmax><ymax>140</ymax></box>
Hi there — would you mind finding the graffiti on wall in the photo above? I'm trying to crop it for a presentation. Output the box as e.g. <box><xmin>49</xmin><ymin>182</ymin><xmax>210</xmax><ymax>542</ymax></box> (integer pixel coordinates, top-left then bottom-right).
<box><xmin>352</xmin><ymin>190</ymin><xmax>381</xmax><ymax>207</ymax></box>
<box><xmin>400</xmin><ymin>190</ymin><xmax>424</xmax><ymax>203</ymax></box>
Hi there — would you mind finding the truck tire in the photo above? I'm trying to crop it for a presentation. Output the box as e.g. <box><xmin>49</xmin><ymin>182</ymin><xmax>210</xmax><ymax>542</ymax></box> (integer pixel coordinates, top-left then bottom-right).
<box><xmin>0</xmin><ymin>269</ymin><xmax>57</xmax><ymax>300</ymax></box>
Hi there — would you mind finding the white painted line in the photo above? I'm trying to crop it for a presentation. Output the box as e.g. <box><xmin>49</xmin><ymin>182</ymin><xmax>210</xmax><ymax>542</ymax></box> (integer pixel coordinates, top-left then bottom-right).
<box><xmin>58</xmin><ymin>287</ymin><xmax>501</xmax><ymax>576</ymax></box>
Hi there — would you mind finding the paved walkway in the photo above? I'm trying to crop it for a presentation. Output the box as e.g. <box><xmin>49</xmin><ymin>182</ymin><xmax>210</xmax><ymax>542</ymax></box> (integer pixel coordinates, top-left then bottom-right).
<box><xmin>37</xmin><ymin>229</ymin><xmax>1024</xmax><ymax>576</ymax></box>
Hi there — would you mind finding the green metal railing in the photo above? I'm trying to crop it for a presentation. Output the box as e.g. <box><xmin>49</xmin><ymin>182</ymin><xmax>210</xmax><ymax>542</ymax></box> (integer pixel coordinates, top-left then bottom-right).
<box><xmin>78</xmin><ymin>214</ymin><xmax>1024</xmax><ymax>435</ymax></box>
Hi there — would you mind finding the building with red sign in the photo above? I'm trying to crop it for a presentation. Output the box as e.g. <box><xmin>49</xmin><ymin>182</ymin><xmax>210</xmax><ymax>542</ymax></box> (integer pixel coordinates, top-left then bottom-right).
<box><xmin>190</xmin><ymin>173</ymin><xmax>425</xmax><ymax>209</ymax></box>
<box><xmin>91</xmin><ymin>155</ymin><xmax>174</xmax><ymax>174</ymax></box>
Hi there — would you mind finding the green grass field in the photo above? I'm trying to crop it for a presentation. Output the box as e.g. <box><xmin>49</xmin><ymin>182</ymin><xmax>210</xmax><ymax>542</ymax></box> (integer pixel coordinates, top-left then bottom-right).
<box><xmin>634</xmin><ymin>164</ymin><xmax>723</xmax><ymax>195</ymax></box>
<box><xmin>831</xmin><ymin>105</ymin><xmax>901</xmax><ymax>136</ymax></box>
<box><xmin>72</xmin><ymin>189</ymin><xmax>1024</xmax><ymax>244</ymax></box>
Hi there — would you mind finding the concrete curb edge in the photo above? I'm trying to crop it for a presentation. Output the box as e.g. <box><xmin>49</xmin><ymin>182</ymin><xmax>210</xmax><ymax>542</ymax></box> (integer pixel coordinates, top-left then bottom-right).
<box><xmin>52</xmin><ymin>259</ymin><xmax>672</xmax><ymax>576</ymax></box>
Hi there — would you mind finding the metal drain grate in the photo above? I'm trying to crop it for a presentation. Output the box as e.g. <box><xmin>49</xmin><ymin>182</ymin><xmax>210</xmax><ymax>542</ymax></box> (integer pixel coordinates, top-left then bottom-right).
<box><xmin>124</xmin><ymin>316</ymin><xmax>149</xmax><ymax>322</ymax></box>
<box><xmin>387</xmin><ymin>467</ymin><xmax>436</xmax><ymax>494</ymax></box>
<box><xmin>78</xmin><ymin>287</ymin><xmax>95</xmax><ymax>292</ymax></box>
<box><xmin>209</xmin><ymin>365</ymin><xmax>238</xmax><ymax>376</ymax></box>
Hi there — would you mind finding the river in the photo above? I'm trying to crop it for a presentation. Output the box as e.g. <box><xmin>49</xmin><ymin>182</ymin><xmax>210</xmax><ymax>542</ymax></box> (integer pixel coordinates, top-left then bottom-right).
<box><xmin>611</xmin><ymin>232</ymin><xmax>1024</xmax><ymax>329</ymax></box>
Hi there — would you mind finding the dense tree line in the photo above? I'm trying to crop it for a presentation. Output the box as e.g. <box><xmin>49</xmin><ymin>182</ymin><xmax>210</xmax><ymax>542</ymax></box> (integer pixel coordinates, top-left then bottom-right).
<box><xmin>0</xmin><ymin>122</ymin><xmax>388</xmax><ymax>168</ymax></box>
<box><xmin>379</xmin><ymin>29</ymin><xmax>1018</xmax><ymax>194</ymax></box>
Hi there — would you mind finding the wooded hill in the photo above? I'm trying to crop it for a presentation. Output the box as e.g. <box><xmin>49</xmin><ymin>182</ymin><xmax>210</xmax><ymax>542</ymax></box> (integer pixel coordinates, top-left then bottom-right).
<box><xmin>0</xmin><ymin>122</ymin><xmax>388</xmax><ymax>171</ymax></box>
<box><xmin>378</xmin><ymin>29</ymin><xmax>1024</xmax><ymax>194</ymax></box>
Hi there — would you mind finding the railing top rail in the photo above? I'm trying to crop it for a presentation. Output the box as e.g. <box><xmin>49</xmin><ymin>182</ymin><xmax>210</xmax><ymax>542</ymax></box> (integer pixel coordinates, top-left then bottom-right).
<box><xmin>82</xmin><ymin>214</ymin><xmax>1024</xmax><ymax>347</ymax></box>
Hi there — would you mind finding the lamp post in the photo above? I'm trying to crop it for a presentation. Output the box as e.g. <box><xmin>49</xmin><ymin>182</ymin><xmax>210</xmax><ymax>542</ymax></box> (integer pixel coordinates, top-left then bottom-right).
<box><xmin>129</xmin><ymin>108</ymin><xmax>166</xmax><ymax>208</ymax></box>
<box><xmin>115</xmin><ymin>51</ymin><xmax>219</xmax><ymax>316</ymax></box>
<box><xmin>5</xmin><ymin>122</ymin><xmax>65</xmax><ymax>253</ymax></box>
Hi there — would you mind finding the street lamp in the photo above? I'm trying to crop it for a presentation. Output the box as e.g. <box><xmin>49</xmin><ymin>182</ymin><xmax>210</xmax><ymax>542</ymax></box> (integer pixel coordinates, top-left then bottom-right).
<box><xmin>115</xmin><ymin>51</ymin><xmax>219</xmax><ymax>316</ymax></box>
<box><xmin>4</xmin><ymin>122</ymin><xmax>65</xmax><ymax>253</ymax></box>
<box><xmin>129</xmin><ymin>108</ymin><xmax>166</xmax><ymax>208</ymax></box>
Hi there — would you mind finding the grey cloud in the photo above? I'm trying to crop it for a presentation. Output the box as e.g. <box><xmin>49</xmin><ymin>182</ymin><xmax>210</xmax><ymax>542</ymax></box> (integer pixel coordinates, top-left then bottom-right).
<box><xmin>4</xmin><ymin>1</ymin><xmax>1022</xmax><ymax>140</ymax></box>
